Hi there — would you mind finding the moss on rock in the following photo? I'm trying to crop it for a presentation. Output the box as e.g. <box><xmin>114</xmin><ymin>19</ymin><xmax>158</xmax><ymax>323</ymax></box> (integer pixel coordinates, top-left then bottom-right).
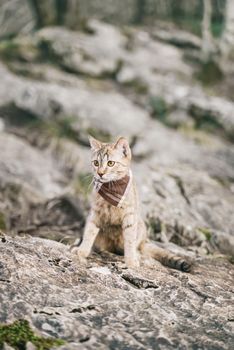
<box><xmin>149</xmin><ymin>96</ymin><xmax>168</xmax><ymax>122</ymax></box>
<box><xmin>0</xmin><ymin>319</ymin><xmax>64</xmax><ymax>350</ymax></box>
<box><xmin>198</xmin><ymin>227</ymin><xmax>212</xmax><ymax>241</ymax></box>
<box><xmin>0</xmin><ymin>213</ymin><xmax>6</xmax><ymax>231</ymax></box>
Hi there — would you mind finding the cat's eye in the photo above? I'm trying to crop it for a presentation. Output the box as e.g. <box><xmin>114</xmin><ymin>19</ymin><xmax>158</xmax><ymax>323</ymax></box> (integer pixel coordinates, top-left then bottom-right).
<box><xmin>93</xmin><ymin>160</ymin><xmax>99</xmax><ymax>167</ymax></box>
<box><xmin>107</xmin><ymin>161</ymin><xmax>115</xmax><ymax>167</ymax></box>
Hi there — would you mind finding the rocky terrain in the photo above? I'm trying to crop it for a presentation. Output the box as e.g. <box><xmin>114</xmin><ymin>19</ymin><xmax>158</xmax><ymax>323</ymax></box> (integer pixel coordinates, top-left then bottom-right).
<box><xmin>0</xmin><ymin>233</ymin><xmax>233</xmax><ymax>350</ymax></box>
<box><xmin>0</xmin><ymin>17</ymin><xmax>233</xmax><ymax>350</ymax></box>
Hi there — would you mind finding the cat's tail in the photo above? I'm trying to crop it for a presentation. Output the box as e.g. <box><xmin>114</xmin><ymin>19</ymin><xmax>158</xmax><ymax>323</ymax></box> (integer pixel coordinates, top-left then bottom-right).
<box><xmin>140</xmin><ymin>241</ymin><xmax>192</xmax><ymax>272</ymax></box>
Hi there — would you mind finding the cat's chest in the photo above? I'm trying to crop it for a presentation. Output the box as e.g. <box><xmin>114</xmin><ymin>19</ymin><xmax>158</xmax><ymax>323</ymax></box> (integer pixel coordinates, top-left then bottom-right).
<box><xmin>95</xmin><ymin>196</ymin><xmax>125</xmax><ymax>226</ymax></box>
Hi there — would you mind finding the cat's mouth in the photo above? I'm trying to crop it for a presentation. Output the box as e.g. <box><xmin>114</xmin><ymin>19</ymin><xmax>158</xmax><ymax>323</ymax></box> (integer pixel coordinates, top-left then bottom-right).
<box><xmin>94</xmin><ymin>176</ymin><xmax>118</xmax><ymax>184</ymax></box>
<box><xmin>94</xmin><ymin>177</ymin><xmax>107</xmax><ymax>183</ymax></box>
<box><xmin>94</xmin><ymin>174</ymin><xmax>127</xmax><ymax>183</ymax></box>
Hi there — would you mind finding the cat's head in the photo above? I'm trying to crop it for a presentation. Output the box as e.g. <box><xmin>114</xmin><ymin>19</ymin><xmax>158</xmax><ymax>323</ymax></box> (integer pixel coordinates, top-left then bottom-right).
<box><xmin>89</xmin><ymin>136</ymin><xmax>131</xmax><ymax>183</ymax></box>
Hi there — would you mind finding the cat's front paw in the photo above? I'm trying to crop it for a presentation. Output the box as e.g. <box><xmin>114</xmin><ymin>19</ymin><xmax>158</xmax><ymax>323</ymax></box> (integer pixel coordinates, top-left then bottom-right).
<box><xmin>71</xmin><ymin>247</ymin><xmax>88</xmax><ymax>265</ymax></box>
<box><xmin>125</xmin><ymin>256</ymin><xmax>140</xmax><ymax>269</ymax></box>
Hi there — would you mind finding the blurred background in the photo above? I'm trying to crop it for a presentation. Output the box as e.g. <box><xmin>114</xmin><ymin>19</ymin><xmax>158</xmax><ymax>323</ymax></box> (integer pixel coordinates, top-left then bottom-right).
<box><xmin>0</xmin><ymin>0</ymin><xmax>233</xmax><ymax>260</ymax></box>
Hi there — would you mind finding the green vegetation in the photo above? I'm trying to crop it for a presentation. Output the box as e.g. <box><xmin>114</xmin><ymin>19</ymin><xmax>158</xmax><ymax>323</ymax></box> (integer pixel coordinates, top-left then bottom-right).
<box><xmin>173</xmin><ymin>17</ymin><xmax>202</xmax><ymax>37</ymax></box>
<box><xmin>38</xmin><ymin>40</ymin><xmax>60</xmax><ymax>64</ymax></box>
<box><xmin>178</xmin><ymin>126</ymin><xmax>216</xmax><ymax>146</ymax></box>
<box><xmin>195</xmin><ymin>60</ymin><xmax>224</xmax><ymax>86</ymax></box>
<box><xmin>0</xmin><ymin>212</ymin><xmax>6</xmax><ymax>230</ymax></box>
<box><xmin>22</xmin><ymin>117</ymin><xmax>80</xmax><ymax>144</ymax></box>
<box><xmin>87</xmin><ymin>127</ymin><xmax>111</xmax><ymax>143</ymax></box>
<box><xmin>191</xmin><ymin>111</ymin><xmax>224</xmax><ymax>134</ymax></box>
<box><xmin>173</xmin><ymin>17</ymin><xmax>224</xmax><ymax>38</ymax></box>
<box><xmin>43</xmin><ymin>118</ymin><xmax>78</xmax><ymax>141</ymax></box>
<box><xmin>198</xmin><ymin>227</ymin><xmax>212</xmax><ymax>241</ymax></box>
<box><xmin>146</xmin><ymin>216</ymin><xmax>163</xmax><ymax>240</ymax></box>
<box><xmin>149</xmin><ymin>96</ymin><xmax>168</xmax><ymax>123</ymax></box>
<box><xmin>211</xmin><ymin>21</ymin><xmax>224</xmax><ymax>38</ymax></box>
<box><xmin>73</xmin><ymin>173</ymin><xmax>93</xmax><ymax>199</ymax></box>
<box><xmin>33</xmin><ymin>119</ymin><xmax>111</xmax><ymax>145</ymax></box>
<box><xmin>0</xmin><ymin>39</ymin><xmax>39</xmax><ymax>62</ymax></box>
<box><xmin>124</xmin><ymin>78</ymin><xmax>148</xmax><ymax>95</ymax></box>
<box><xmin>0</xmin><ymin>40</ymin><xmax>20</xmax><ymax>60</ymax></box>
<box><xmin>0</xmin><ymin>319</ymin><xmax>64</xmax><ymax>350</ymax></box>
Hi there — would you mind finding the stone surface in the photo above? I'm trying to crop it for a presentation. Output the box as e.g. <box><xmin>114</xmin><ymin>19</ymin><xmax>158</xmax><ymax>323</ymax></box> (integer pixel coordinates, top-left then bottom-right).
<box><xmin>1</xmin><ymin>18</ymin><xmax>234</xmax><ymax>139</ymax></box>
<box><xmin>152</xmin><ymin>27</ymin><xmax>202</xmax><ymax>49</ymax></box>
<box><xmin>0</xmin><ymin>0</ymin><xmax>35</xmax><ymax>39</ymax></box>
<box><xmin>0</xmin><ymin>132</ymin><xmax>65</xmax><ymax>200</ymax></box>
<box><xmin>0</xmin><ymin>63</ymin><xmax>149</xmax><ymax>141</ymax></box>
<box><xmin>37</xmin><ymin>20</ymin><xmax>127</xmax><ymax>78</ymax></box>
<box><xmin>0</xmin><ymin>234</ymin><xmax>233</xmax><ymax>350</ymax></box>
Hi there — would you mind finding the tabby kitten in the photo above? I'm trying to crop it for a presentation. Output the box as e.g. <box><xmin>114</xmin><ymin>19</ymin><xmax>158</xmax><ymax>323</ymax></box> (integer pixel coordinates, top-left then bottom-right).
<box><xmin>72</xmin><ymin>136</ymin><xmax>191</xmax><ymax>271</ymax></box>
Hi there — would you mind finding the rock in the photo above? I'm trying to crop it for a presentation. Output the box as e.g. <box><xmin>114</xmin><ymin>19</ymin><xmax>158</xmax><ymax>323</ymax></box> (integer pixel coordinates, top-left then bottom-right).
<box><xmin>0</xmin><ymin>131</ymin><xmax>68</xmax><ymax>234</ymax></box>
<box><xmin>0</xmin><ymin>118</ymin><xmax>4</xmax><ymax>132</ymax></box>
<box><xmin>135</xmin><ymin>161</ymin><xmax>234</xmax><ymax>247</ymax></box>
<box><xmin>189</xmin><ymin>95</ymin><xmax>234</xmax><ymax>140</ymax></box>
<box><xmin>26</xmin><ymin>342</ymin><xmax>36</xmax><ymax>350</ymax></box>
<box><xmin>0</xmin><ymin>234</ymin><xmax>233</xmax><ymax>349</ymax></box>
<box><xmin>3</xmin><ymin>343</ymin><xmax>15</xmax><ymax>350</ymax></box>
<box><xmin>0</xmin><ymin>62</ymin><xmax>149</xmax><ymax>140</ymax></box>
<box><xmin>132</xmin><ymin>119</ymin><xmax>234</xmax><ymax>251</ymax></box>
<box><xmin>152</xmin><ymin>28</ymin><xmax>202</xmax><ymax>49</ymax></box>
<box><xmin>210</xmin><ymin>231</ymin><xmax>234</xmax><ymax>257</ymax></box>
<box><xmin>0</xmin><ymin>36</ymin><xmax>40</xmax><ymax>62</ymax></box>
<box><xmin>146</xmin><ymin>75</ymin><xmax>234</xmax><ymax>141</ymax></box>
<box><xmin>165</xmin><ymin>110</ymin><xmax>195</xmax><ymax>128</ymax></box>
<box><xmin>0</xmin><ymin>0</ymin><xmax>35</xmax><ymax>39</ymax></box>
<box><xmin>0</xmin><ymin>132</ymin><xmax>65</xmax><ymax>200</ymax></box>
<box><xmin>2</xmin><ymin>20</ymin><xmax>233</xmax><ymax>140</ymax></box>
<box><xmin>37</xmin><ymin>20</ymin><xmax>127</xmax><ymax>78</ymax></box>
<box><xmin>117</xmin><ymin>29</ymin><xmax>193</xmax><ymax>84</ymax></box>
<box><xmin>133</xmin><ymin>119</ymin><xmax>234</xmax><ymax>183</ymax></box>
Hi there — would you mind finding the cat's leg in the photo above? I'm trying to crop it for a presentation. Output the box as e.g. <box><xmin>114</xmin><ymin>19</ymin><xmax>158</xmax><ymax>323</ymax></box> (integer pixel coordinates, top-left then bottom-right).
<box><xmin>71</xmin><ymin>215</ymin><xmax>99</xmax><ymax>263</ymax></box>
<box><xmin>122</xmin><ymin>213</ymin><xmax>139</xmax><ymax>268</ymax></box>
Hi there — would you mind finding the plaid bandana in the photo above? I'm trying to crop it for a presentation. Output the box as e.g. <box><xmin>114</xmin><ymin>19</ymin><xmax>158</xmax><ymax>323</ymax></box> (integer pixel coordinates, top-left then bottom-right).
<box><xmin>94</xmin><ymin>172</ymin><xmax>132</xmax><ymax>207</ymax></box>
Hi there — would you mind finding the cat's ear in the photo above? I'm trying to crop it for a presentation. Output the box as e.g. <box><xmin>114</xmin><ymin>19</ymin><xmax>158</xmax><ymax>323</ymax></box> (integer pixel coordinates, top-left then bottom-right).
<box><xmin>88</xmin><ymin>136</ymin><xmax>102</xmax><ymax>151</ymax></box>
<box><xmin>114</xmin><ymin>137</ymin><xmax>131</xmax><ymax>159</ymax></box>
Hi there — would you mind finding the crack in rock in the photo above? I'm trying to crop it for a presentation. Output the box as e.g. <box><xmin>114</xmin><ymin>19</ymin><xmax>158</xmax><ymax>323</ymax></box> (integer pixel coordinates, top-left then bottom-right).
<box><xmin>121</xmin><ymin>274</ymin><xmax>159</xmax><ymax>289</ymax></box>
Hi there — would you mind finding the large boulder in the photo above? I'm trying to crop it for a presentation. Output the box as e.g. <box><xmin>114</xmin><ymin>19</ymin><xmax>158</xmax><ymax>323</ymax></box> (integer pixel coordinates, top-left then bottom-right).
<box><xmin>37</xmin><ymin>20</ymin><xmax>128</xmax><ymax>78</ymax></box>
<box><xmin>117</xmin><ymin>29</ymin><xmax>193</xmax><ymax>84</ymax></box>
<box><xmin>136</xmin><ymin>162</ymin><xmax>234</xmax><ymax>252</ymax></box>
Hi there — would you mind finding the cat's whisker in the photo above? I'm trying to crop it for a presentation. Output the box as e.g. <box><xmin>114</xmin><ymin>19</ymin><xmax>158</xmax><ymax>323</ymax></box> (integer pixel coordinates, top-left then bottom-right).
<box><xmin>87</xmin><ymin>178</ymin><xmax>95</xmax><ymax>191</ymax></box>
<box><xmin>80</xmin><ymin>173</ymin><xmax>93</xmax><ymax>180</ymax></box>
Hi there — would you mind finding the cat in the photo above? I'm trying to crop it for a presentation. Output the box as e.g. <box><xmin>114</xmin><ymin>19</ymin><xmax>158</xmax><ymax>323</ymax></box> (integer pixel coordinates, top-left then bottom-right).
<box><xmin>71</xmin><ymin>136</ymin><xmax>191</xmax><ymax>272</ymax></box>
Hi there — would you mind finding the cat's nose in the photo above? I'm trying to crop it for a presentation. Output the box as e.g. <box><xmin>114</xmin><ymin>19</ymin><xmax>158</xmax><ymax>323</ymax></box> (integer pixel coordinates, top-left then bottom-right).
<box><xmin>98</xmin><ymin>172</ymin><xmax>104</xmax><ymax>178</ymax></box>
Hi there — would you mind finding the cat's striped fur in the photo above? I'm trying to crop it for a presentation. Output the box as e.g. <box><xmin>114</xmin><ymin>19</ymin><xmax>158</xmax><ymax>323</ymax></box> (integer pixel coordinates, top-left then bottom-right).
<box><xmin>72</xmin><ymin>136</ymin><xmax>191</xmax><ymax>272</ymax></box>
